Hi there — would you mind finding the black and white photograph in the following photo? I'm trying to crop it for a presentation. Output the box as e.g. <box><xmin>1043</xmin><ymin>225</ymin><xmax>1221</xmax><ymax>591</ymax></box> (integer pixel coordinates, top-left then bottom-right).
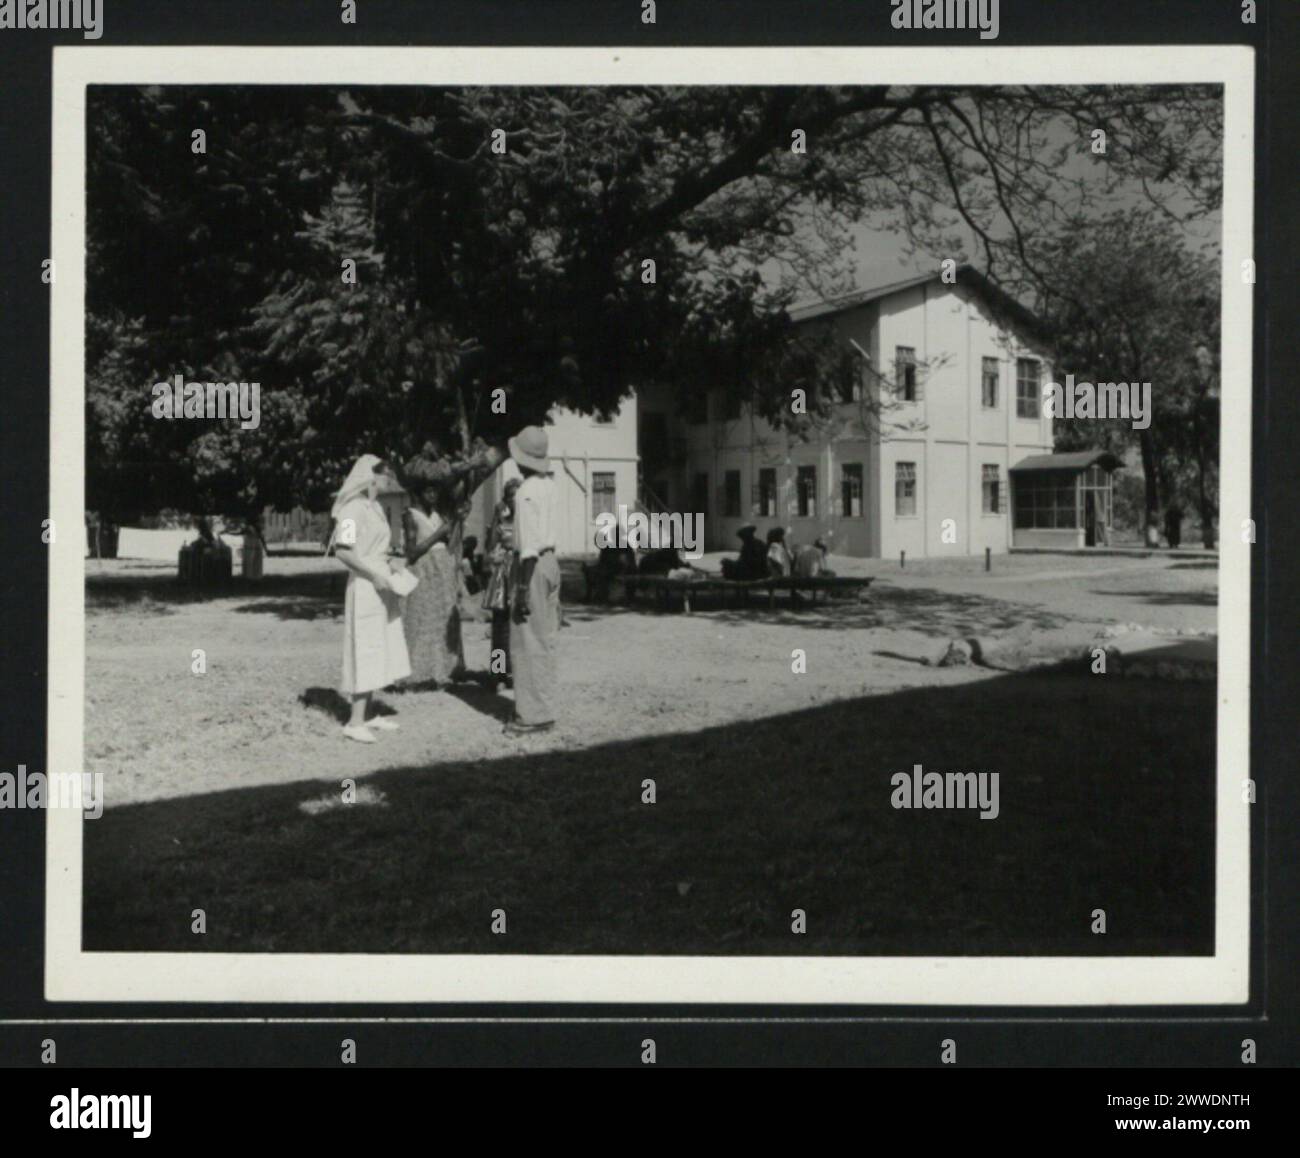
<box><xmin>43</xmin><ymin>45</ymin><xmax>1252</xmax><ymax>1006</ymax></box>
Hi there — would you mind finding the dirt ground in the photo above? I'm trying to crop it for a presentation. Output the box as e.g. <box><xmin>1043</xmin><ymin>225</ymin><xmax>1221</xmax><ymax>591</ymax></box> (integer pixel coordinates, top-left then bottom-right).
<box><xmin>83</xmin><ymin>550</ymin><xmax>1217</xmax><ymax>808</ymax></box>
<box><xmin>81</xmin><ymin>550</ymin><xmax>1219</xmax><ymax>956</ymax></box>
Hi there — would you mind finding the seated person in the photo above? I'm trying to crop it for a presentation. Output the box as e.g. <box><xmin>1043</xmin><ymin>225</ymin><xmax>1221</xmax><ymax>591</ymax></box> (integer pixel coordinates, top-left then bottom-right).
<box><xmin>720</xmin><ymin>523</ymin><xmax>769</xmax><ymax>581</ymax></box>
<box><xmin>638</xmin><ymin>546</ymin><xmax>687</xmax><ymax>575</ymax></box>
<box><xmin>793</xmin><ymin>537</ymin><xmax>833</xmax><ymax>579</ymax></box>
<box><xmin>595</xmin><ymin>542</ymin><xmax>637</xmax><ymax>576</ymax></box>
<box><xmin>638</xmin><ymin>545</ymin><xmax>707</xmax><ymax>578</ymax></box>
<box><xmin>587</xmin><ymin>541</ymin><xmax>637</xmax><ymax>602</ymax></box>
<box><xmin>765</xmin><ymin>527</ymin><xmax>793</xmax><ymax>577</ymax></box>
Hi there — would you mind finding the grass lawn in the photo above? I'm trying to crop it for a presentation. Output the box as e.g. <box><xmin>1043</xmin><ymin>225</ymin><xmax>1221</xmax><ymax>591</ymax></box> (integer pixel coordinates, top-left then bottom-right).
<box><xmin>83</xmin><ymin>666</ymin><xmax>1214</xmax><ymax>957</ymax></box>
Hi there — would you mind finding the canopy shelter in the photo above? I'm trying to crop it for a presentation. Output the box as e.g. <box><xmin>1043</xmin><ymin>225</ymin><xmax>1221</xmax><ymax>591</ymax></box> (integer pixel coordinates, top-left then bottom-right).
<box><xmin>1009</xmin><ymin>450</ymin><xmax>1122</xmax><ymax>549</ymax></box>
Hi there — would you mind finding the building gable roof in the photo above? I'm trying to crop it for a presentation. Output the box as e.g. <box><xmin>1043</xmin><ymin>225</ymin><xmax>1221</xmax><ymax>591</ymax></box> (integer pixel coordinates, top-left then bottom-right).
<box><xmin>789</xmin><ymin>263</ymin><xmax>1052</xmax><ymax>352</ymax></box>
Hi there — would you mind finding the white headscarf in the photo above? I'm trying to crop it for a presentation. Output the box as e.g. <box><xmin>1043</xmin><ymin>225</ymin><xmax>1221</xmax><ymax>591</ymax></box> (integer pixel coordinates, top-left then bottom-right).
<box><xmin>331</xmin><ymin>454</ymin><xmax>382</xmax><ymax>519</ymax></box>
<box><xmin>326</xmin><ymin>454</ymin><xmax>383</xmax><ymax>554</ymax></box>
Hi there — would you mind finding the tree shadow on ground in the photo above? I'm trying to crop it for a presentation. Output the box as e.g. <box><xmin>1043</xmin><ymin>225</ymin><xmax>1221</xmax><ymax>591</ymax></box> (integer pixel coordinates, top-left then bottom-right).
<box><xmin>88</xmin><ymin>566</ymin><xmax>345</xmax><ymax>612</ymax></box>
<box><xmin>233</xmin><ymin>598</ymin><xmax>341</xmax><ymax>622</ymax></box>
<box><xmin>1088</xmin><ymin>588</ymin><xmax>1218</xmax><ymax>608</ymax></box>
<box><xmin>85</xmin><ymin>665</ymin><xmax>1215</xmax><ymax>959</ymax></box>
<box><xmin>571</xmin><ymin>585</ymin><xmax>1073</xmax><ymax>636</ymax></box>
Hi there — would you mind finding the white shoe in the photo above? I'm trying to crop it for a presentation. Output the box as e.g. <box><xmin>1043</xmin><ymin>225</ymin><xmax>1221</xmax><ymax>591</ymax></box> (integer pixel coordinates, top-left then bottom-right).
<box><xmin>368</xmin><ymin>717</ymin><xmax>400</xmax><ymax>732</ymax></box>
<box><xmin>342</xmin><ymin>724</ymin><xmax>377</xmax><ymax>744</ymax></box>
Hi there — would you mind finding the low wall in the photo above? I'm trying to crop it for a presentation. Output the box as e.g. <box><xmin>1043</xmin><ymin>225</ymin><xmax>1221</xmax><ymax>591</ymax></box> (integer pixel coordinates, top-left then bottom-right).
<box><xmin>99</xmin><ymin>527</ymin><xmax>248</xmax><ymax>563</ymax></box>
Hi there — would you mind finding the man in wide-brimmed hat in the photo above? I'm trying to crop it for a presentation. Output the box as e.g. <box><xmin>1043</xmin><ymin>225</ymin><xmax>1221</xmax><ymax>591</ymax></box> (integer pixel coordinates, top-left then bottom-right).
<box><xmin>504</xmin><ymin>425</ymin><xmax>561</xmax><ymax>735</ymax></box>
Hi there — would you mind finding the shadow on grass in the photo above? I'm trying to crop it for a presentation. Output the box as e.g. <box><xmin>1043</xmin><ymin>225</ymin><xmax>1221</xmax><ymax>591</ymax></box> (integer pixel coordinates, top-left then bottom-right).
<box><xmin>300</xmin><ymin>687</ymin><xmax>399</xmax><ymax>724</ymax></box>
<box><xmin>85</xmin><ymin>665</ymin><xmax>1215</xmax><ymax>958</ymax></box>
<box><xmin>443</xmin><ymin>682</ymin><xmax>516</xmax><ymax>724</ymax></box>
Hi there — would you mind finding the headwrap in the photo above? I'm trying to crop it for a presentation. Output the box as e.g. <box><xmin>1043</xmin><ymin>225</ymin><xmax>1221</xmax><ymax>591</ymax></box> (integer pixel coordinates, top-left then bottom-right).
<box><xmin>331</xmin><ymin>454</ymin><xmax>381</xmax><ymax>519</ymax></box>
<box><xmin>326</xmin><ymin>454</ymin><xmax>382</xmax><ymax>554</ymax></box>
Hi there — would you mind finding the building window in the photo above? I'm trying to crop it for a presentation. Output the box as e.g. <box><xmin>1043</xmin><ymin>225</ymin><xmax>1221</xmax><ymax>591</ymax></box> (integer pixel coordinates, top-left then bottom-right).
<box><xmin>756</xmin><ymin>468</ymin><xmax>778</xmax><ymax>517</ymax></box>
<box><xmin>895</xmin><ymin>346</ymin><xmax>918</xmax><ymax>402</ymax></box>
<box><xmin>796</xmin><ymin>465</ymin><xmax>817</xmax><ymax>518</ymax></box>
<box><xmin>1012</xmin><ymin>471</ymin><xmax>1078</xmax><ymax>529</ymax></box>
<box><xmin>640</xmin><ymin>411</ymin><xmax>668</xmax><ymax>464</ymax></box>
<box><xmin>841</xmin><ymin>463</ymin><xmax>863</xmax><ymax>517</ymax></box>
<box><xmin>1016</xmin><ymin>358</ymin><xmax>1041</xmax><ymax>419</ymax></box>
<box><xmin>723</xmin><ymin>470</ymin><xmax>742</xmax><ymax>518</ymax></box>
<box><xmin>981</xmin><ymin>356</ymin><xmax>999</xmax><ymax>409</ymax></box>
<box><xmin>692</xmin><ymin>472</ymin><xmax>709</xmax><ymax>516</ymax></box>
<box><xmin>895</xmin><ymin>461</ymin><xmax>917</xmax><ymax>517</ymax></box>
<box><xmin>592</xmin><ymin>471</ymin><xmax>617</xmax><ymax>519</ymax></box>
<box><xmin>981</xmin><ymin>465</ymin><xmax>1002</xmax><ymax>514</ymax></box>
<box><xmin>684</xmin><ymin>387</ymin><xmax>708</xmax><ymax>425</ymax></box>
<box><xmin>836</xmin><ymin>349</ymin><xmax>862</xmax><ymax>403</ymax></box>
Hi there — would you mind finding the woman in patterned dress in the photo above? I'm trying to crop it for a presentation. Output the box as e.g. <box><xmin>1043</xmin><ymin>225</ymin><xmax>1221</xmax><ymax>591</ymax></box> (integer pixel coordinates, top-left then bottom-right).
<box><xmin>401</xmin><ymin>482</ymin><xmax>469</xmax><ymax>686</ymax></box>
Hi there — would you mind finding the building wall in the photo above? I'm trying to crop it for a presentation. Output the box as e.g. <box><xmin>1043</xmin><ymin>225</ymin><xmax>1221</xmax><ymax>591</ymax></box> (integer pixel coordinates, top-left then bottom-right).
<box><xmin>645</xmin><ymin>279</ymin><xmax>1054</xmax><ymax>560</ymax></box>
<box><xmin>874</xmin><ymin>282</ymin><xmax>1054</xmax><ymax>559</ymax></box>
<box><xmin>664</xmin><ymin>302</ymin><xmax>884</xmax><ymax>554</ymax></box>
<box><xmin>471</xmin><ymin>394</ymin><xmax>639</xmax><ymax>557</ymax></box>
<box><xmin>1013</xmin><ymin>527</ymin><xmax>1085</xmax><ymax>549</ymax></box>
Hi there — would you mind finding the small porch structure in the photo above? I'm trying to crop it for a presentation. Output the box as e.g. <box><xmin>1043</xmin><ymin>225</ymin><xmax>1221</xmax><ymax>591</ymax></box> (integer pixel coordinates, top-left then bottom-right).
<box><xmin>1009</xmin><ymin>450</ymin><xmax>1121</xmax><ymax>549</ymax></box>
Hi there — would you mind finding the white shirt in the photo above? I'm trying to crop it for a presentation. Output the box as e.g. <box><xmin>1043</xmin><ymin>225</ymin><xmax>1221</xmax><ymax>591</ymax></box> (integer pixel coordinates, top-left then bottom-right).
<box><xmin>514</xmin><ymin>473</ymin><xmax>558</xmax><ymax>560</ymax></box>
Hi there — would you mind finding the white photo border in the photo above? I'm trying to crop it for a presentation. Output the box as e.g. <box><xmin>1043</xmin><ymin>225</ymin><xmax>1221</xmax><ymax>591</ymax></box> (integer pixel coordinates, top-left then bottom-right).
<box><xmin>47</xmin><ymin>45</ymin><xmax>1253</xmax><ymax>1004</ymax></box>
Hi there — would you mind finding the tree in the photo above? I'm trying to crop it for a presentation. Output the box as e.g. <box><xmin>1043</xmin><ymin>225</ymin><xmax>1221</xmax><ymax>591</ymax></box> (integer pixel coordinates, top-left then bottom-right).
<box><xmin>1028</xmin><ymin>208</ymin><xmax>1219</xmax><ymax>545</ymax></box>
<box><xmin>86</xmin><ymin>84</ymin><xmax>1222</xmax><ymax>517</ymax></box>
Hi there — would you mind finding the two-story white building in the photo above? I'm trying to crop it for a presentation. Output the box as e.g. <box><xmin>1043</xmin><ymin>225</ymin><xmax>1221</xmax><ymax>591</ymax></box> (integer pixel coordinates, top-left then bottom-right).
<box><xmin>637</xmin><ymin>267</ymin><xmax>1084</xmax><ymax>559</ymax></box>
<box><xmin>467</xmin><ymin>267</ymin><xmax>1116</xmax><ymax>559</ymax></box>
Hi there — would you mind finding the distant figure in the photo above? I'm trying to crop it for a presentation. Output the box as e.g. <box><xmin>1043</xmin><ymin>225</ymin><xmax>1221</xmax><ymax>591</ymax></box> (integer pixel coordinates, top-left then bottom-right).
<box><xmin>1163</xmin><ymin>503</ymin><xmax>1184</xmax><ymax>549</ymax></box>
<box><xmin>793</xmin><ymin>537</ymin><xmax>832</xmax><ymax>579</ymax></box>
<box><xmin>460</xmin><ymin>534</ymin><xmax>482</xmax><ymax>596</ymax></box>
<box><xmin>179</xmin><ymin>517</ymin><xmax>232</xmax><ymax>587</ymax></box>
<box><xmin>721</xmin><ymin>523</ymin><xmax>768</xmax><ymax>581</ymax></box>
<box><xmin>482</xmin><ymin>477</ymin><xmax>521</xmax><ymax>688</ymax></box>
<box><xmin>766</xmin><ymin>527</ymin><xmax>793</xmax><ymax>577</ymax></box>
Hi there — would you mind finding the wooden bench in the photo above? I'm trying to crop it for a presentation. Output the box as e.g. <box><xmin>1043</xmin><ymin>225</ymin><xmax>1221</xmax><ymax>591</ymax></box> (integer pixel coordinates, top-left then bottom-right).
<box><xmin>622</xmin><ymin>574</ymin><xmax>875</xmax><ymax>613</ymax></box>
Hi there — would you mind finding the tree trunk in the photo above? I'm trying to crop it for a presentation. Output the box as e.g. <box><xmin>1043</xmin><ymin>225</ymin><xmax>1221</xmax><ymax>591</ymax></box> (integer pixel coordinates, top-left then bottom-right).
<box><xmin>1137</xmin><ymin>428</ymin><xmax>1161</xmax><ymax>547</ymax></box>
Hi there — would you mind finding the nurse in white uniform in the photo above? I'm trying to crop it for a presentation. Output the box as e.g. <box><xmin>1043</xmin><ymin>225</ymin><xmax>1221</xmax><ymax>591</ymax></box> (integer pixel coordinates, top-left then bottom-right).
<box><xmin>330</xmin><ymin>455</ymin><xmax>413</xmax><ymax>743</ymax></box>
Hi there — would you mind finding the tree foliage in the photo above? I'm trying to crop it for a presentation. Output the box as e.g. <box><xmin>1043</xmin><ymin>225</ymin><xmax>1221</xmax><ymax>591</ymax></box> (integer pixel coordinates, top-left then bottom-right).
<box><xmin>1030</xmin><ymin>207</ymin><xmax>1219</xmax><ymax>541</ymax></box>
<box><xmin>85</xmin><ymin>83</ymin><xmax>1221</xmax><ymax>521</ymax></box>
